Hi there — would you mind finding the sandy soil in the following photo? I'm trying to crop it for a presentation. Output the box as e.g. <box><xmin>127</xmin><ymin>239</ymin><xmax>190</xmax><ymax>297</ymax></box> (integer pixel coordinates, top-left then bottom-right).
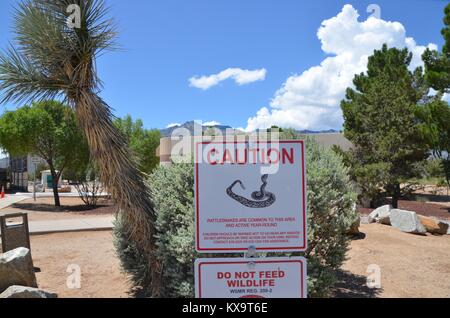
<box><xmin>10</xmin><ymin>195</ymin><xmax>449</xmax><ymax>298</ymax></box>
<box><xmin>31</xmin><ymin>231</ymin><xmax>130</xmax><ymax>298</ymax></box>
<box><xmin>29</xmin><ymin>224</ymin><xmax>450</xmax><ymax>298</ymax></box>
<box><xmin>1</xmin><ymin>197</ymin><xmax>116</xmax><ymax>221</ymax></box>
<box><xmin>334</xmin><ymin>223</ymin><xmax>450</xmax><ymax>298</ymax></box>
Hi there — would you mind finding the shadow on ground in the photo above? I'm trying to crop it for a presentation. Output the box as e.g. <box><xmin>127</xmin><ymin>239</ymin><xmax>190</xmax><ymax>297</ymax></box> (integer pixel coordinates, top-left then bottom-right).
<box><xmin>412</xmin><ymin>193</ymin><xmax>450</xmax><ymax>203</ymax></box>
<box><xmin>11</xmin><ymin>202</ymin><xmax>115</xmax><ymax>214</ymax></box>
<box><xmin>332</xmin><ymin>270</ymin><xmax>382</xmax><ymax>298</ymax></box>
<box><xmin>349</xmin><ymin>232</ymin><xmax>366</xmax><ymax>240</ymax></box>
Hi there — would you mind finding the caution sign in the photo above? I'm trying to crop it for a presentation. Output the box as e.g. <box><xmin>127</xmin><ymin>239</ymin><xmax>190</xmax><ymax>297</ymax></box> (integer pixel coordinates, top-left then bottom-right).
<box><xmin>195</xmin><ymin>257</ymin><xmax>307</xmax><ymax>298</ymax></box>
<box><xmin>194</xmin><ymin>140</ymin><xmax>307</xmax><ymax>253</ymax></box>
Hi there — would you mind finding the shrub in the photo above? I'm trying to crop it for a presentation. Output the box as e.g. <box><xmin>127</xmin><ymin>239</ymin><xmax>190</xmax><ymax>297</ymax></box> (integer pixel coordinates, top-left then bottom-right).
<box><xmin>425</xmin><ymin>158</ymin><xmax>445</xmax><ymax>179</ymax></box>
<box><xmin>300</xmin><ymin>139</ymin><xmax>357</xmax><ymax>296</ymax></box>
<box><xmin>149</xmin><ymin>163</ymin><xmax>196</xmax><ymax>297</ymax></box>
<box><xmin>73</xmin><ymin>163</ymin><xmax>104</xmax><ymax>207</ymax></box>
<box><xmin>113</xmin><ymin>139</ymin><xmax>357</xmax><ymax>298</ymax></box>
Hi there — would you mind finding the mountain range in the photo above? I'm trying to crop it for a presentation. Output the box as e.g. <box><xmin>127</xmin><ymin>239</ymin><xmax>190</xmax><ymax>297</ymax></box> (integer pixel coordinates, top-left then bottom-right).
<box><xmin>159</xmin><ymin>121</ymin><xmax>339</xmax><ymax>137</ymax></box>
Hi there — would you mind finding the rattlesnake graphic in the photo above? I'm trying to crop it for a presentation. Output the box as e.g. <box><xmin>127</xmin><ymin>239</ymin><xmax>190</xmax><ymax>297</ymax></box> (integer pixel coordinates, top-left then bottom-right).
<box><xmin>226</xmin><ymin>174</ymin><xmax>276</xmax><ymax>208</ymax></box>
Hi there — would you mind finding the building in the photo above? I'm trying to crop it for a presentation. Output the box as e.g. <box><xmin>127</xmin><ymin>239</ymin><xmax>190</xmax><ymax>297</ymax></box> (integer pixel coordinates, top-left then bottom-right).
<box><xmin>156</xmin><ymin>133</ymin><xmax>353</xmax><ymax>165</ymax></box>
<box><xmin>1</xmin><ymin>154</ymin><xmax>47</xmax><ymax>192</ymax></box>
<box><xmin>10</xmin><ymin>156</ymin><xmax>28</xmax><ymax>192</ymax></box>
<box><xmin>0</xmin><ymin>156</ymin><xmax>8</xmax><ymax>169</ymax></box>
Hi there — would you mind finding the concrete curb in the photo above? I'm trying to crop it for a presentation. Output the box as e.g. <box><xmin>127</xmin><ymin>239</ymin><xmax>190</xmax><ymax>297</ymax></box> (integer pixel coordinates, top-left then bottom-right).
<box><xmin>29</xmin><ymin>227</ymin><xmax>113</xmax><ymax>236</ymax></box>
<box><xmin>0</xmin><ymin>216</ymin><xmax>114</xmax><ymax>236</ymax></box>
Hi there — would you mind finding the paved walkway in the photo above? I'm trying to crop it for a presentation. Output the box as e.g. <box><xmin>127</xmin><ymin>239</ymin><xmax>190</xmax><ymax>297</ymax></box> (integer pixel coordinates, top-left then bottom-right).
<box><xmin>0</xmin><ymin>216</ymin><xmax>114</xmax><ymax>235</ymax></box>
<box><xmin>0</xmin><ymin>195</ymin><xmax>28</xmax><ymax>210</ymax></box>
<box><xmin>13</xmin><ymin>192</ymin><xmax>109</xmax><ymax>198</ymax></box>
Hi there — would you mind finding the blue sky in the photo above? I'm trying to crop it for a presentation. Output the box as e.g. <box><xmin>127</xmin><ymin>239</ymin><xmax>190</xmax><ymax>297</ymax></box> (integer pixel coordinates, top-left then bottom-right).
<box><xmin>0</xmin><ymin>0</ymin><xmax>448</xmax><ymax>130</ymax></box>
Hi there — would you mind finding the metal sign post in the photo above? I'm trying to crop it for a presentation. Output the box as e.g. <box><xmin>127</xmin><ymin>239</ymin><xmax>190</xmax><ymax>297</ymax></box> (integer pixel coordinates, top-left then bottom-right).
<box><xmin>30</xmin><ymin>157</ymin><xmax>40</xmax><ymax>201</ymax></box>
<box><xmin>33</xmin><ymin>163</ymin><xmax>36</xmax><ymax>202</ymax></box>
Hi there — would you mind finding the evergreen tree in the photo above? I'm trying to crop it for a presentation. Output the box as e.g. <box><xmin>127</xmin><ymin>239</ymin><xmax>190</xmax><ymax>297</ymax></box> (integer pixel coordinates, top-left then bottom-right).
<box><xmin>341</xmin><ymin>45</ymin><xmax>429</xmax><ymax>208</ymax></box>
<box><xmin>422</xmin><ymin>3</ymin><xmax>450</xmax><ymax>94</ymax></box>
<box><xmin>420</xmin><ymin>4</ymin><xmax>450</xmax><ymax>191</ymax></box>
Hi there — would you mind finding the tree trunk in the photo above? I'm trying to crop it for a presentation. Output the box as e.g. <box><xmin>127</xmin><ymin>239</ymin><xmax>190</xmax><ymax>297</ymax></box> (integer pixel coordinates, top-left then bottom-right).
<box><xmin>73</xmin><ymin>91</ymin><xmax>161</xmax><ymax>296</ymax></box>
<box><xmin>50</xmin><ymin>169</ymin><xmax>60</xmax><ymax>207</ymax></box>
<box><xmin>391</xmin><ymin>182</ymin><xmax>401</xmax><ymax>209</ymax></box>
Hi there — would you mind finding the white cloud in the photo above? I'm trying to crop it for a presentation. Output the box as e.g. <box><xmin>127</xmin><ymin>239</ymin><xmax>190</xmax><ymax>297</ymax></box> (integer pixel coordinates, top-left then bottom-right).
<box><xmin>166</xmin><ymin>123</ymin><xmax>181</xmax><ymax>128</ymax></box>
<box><xmin>203</xmin><ymin>121</ymin><xmax>222</xmax><ymax>126</ymax></box>
<box><xmin>444</xmin><ymin>93</ymin><xmax>450</xmax><ymax>103</ymax></box>
<box><xmin>245</xmin><ymin>4</ymin><xmax>436</xmax><ymax>131</ymax></box>
<box><xmin>189</xmin><ymin>68</ymin><xmax>267</xmax><ymax>90</ymax></box>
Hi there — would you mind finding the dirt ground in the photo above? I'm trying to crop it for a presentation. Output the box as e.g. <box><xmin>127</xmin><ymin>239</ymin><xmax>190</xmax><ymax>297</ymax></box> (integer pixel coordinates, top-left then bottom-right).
<box><xmin>1</xmin><ymin>196</ymin><xmax>116</xmax><ymax>221</ymax></box>
<box><xmin>334</xmin><ymin>223</ymin><xmax>450</xmax><ymax>298</ymax></box>
<box><xmin>28</xmin><ymin>224</ymin><xmax>450</xmax><ymax>298</ymax></box>
<box><xmin>5</xmin><ymin>193</ymin><xmax>449</xmax><ymax>298</ymax></box>
<box><xmin>31</xmin><ymin>231</ymin><xmax>130</xmax><ymax>298</ymax></box>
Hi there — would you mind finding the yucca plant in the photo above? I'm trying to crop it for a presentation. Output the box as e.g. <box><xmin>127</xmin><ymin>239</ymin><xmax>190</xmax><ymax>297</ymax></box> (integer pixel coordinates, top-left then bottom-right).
<box><xmin>0</xmin><ymin>0</ymin><xmax>161</xmax><ymax>296</ymax></box>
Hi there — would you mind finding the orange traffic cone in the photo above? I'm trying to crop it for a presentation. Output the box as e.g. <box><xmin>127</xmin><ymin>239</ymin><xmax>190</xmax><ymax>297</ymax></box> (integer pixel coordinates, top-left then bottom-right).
<box><xmin>1</xmin><ymin>186</ymin><xmax>4</xmax><ymax>199</ymax></box>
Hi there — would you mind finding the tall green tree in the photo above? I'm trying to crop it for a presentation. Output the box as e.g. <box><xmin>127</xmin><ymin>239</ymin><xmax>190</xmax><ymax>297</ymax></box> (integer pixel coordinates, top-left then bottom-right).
<box><xmin>114</xmin><ymin>115</ymin><xmax>161</xmax><ymax>174</ymax></box>
<box><xmin>422</xmin><ymin>3</ymin><xmax>450</xmax><ymax>94</ymax></box>
<box><xmin>341</xmin><ymin>45</ymin><xmax>429</xmax><ymax>208</ymax></box>
<box><xmin>0</xmin><ymin>1</ymin><xmax>160</xmax><ymax>294</ymax></box>
<box><xmin>417</xmin><ymin>100</ymin><xmax>450</xmax><ymax>189</ymax></box>
<box><xmin>0</xmin><ymin>100</ymin><xmax>88</xmax><ymax>206</ymax></box>
<box><xmin>420</xmin><ymin>3</ymin><xmax>450</xmax><ymax>191</ymax></box>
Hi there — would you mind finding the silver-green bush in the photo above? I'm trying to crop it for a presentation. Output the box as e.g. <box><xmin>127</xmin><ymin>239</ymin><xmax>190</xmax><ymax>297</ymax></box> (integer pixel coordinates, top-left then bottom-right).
<box><xmin>301</xmin><ymin>138</ymin><xmax>357</xmax><ymax>296</ymax></box>
<box><xmin>114</xmin><ymin>138</ymin><xmax>357</xmax><ymax>298</ymax></box>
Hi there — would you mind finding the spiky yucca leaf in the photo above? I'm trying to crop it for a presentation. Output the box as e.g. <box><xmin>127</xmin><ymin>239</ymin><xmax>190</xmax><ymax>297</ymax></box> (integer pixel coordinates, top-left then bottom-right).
<box><xmin>0</xmin><ymin>0</ymin><xmax>161</xmax><ymax>296</ymax></box>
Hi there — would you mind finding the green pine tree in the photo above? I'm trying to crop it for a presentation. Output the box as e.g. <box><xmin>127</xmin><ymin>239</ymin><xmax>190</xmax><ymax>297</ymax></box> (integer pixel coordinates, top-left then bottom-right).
<box><xmin>420</xmin><ymin>3</ymin><xmax>450</xmax><ymax>191</ymax></box>
<box><xmin>341</xmin><ymin>44</ymin><xmax>429</xmax><ymax>208</ymax></box>
<box><xmin>423</xmin><ymin>3</ymin><xmax>450</xmax><ymax>94</ymax></box>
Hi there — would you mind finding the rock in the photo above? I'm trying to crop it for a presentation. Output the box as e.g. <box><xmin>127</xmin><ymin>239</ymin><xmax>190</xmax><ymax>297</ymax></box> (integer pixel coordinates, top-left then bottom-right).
<box><xmin>443</xmin><ymin>221</ymin><xmax>450</xmax><ymax>235</ymax></box>
<box><xmin>390</xmin><ymin>209</ymin><xmax>427</xmax><ymax>235</ymax></box>
<box><xmin>0</xmin><ymin>285</ymin><xmax>57</xmax><ymax>298</ymax></box>
<box><xmin>418</xmin><ymin>216</ymin><xmax>449</xmax><ymax>235</ymax></box>
<box><xmin>377</xmin><ymin>209</ymin><xmax>391</xmax><ymax>225</ymax></box>
<box><xmin>437</xmin><ymin>221</ymin><xmax>449</xmax><ymax>235</ymax></box>
<box><xmin>347</xmin><ymin>217</ymin><xmax>360</xmax><ymax>235</ymax></box>
<box><xmin>439</xmin><ymin>220</ymin><xmax>450</xmax><ymax>235</ymax></box>
<box><xmin>0</xmin><ymin>247</ymin><xmax>37</xmax><ymax>293</ymax></box>
<box><xmin>368</xmin><ymin>205</ymin><xmax>392</xmax><ymax>223</ymax></box>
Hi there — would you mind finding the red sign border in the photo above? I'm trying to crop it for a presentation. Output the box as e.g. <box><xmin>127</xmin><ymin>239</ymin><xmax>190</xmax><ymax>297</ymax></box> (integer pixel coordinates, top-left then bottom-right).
<box><xmin>194</xmin><ymin>140</ymin><xmax>307</xmax><ymax>253</ymax></box>
<box><xmin>196</xmin><ymin>258</ymin><xmax>306</xmax><ymax>298</ymax></box>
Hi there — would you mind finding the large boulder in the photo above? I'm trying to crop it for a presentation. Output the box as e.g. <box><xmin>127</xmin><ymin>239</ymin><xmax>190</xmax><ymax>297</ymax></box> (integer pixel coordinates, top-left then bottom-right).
<box><xmin>368</xmin><ymin>205</ymin><xmax>392</xmax><ymax>223</ymax></box>
<box><xmin>418</xmin><ymin>216</ymin><xmax>449</xmax><ymax>235</ymax></box>
<box><xmin>0</xmin><ymin>247</ymin><xmax>37</xmax><ymax>293</ymax></box>
<box><xmin>390</xmin><ymin>209</ymin><xmax>427</xmax><ymax>235</ymax></box>
<box><xmin>0</xmin><ymin>285</ymin><xmax>57</xmax><ymax>298</ymax></box>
